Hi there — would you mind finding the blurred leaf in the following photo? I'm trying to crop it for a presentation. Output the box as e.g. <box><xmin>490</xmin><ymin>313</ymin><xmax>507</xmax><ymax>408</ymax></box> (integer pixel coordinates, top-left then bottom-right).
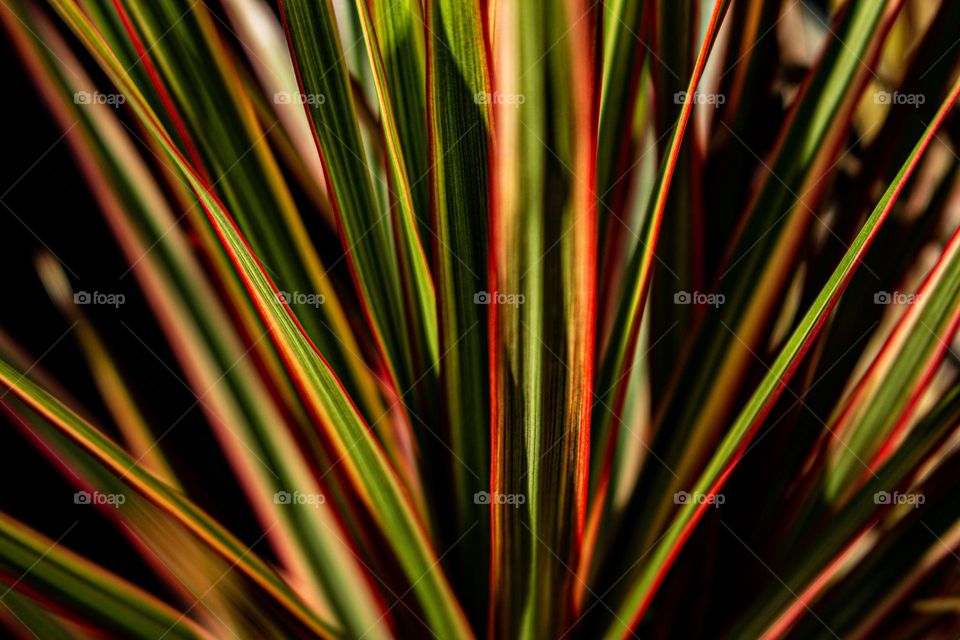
<box><xmin>423</xmin><ymin>0</ymin><xmax>492</xmax><ymax>618</ymax></box>
<box><xmin>0</xmin><ymin>514</ymin><xmax>212</xmax><ymax>640</ymax></box>
<box><xmin>604</xmin><ymin>70</ymin><xmax>960</xmax><ymax>639</ymax></box>
<box><xmin>487</xmin><ymin>0</ymin><xmax>598</xmax><ymax>636</ymax></box>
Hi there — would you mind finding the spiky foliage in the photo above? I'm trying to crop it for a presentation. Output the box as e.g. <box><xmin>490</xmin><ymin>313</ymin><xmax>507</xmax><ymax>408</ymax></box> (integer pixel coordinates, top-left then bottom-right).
<box><xmin>1</xmin><ymin>0</ymin><xmax>960</xmax><ymax>638</ymax></box>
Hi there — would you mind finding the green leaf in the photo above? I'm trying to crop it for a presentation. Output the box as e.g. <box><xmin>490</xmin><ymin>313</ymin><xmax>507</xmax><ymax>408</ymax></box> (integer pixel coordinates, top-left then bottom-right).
<box><xmin>596</xmin><ymin>0</ymin><xmax>649</xmax><ymax>214</ymax></box>
<box><xmin>730</xmin><ymin>382</ymin><xmax>960</xmax><ymax>638</ymax></box>
<box><xmin>424</xmin><ymin>0</ymin><xmax>492</xmax><ymax>618</ymax></box>
<box><xmin>605</xmin><ymin>0</ymin><xmax>893</xmax><ymax>566</ymax></box>
<box><xmin>363</xmin><ymin>0</ymin><xmax>431</xmax><ymax>257</ymax></box>
<box><xmin>279</xmin><ymin>0</ymin><xmax>440</xmax><ymax>440</ymax></box>
<box><xmin>7</xmin><ymin>12</ymin><xmax>392</xmax><ymax>633</ymax></box>
<box><xmin>96</xmin><ymin>0</ymin><xmax>381</xmax><ymax>423</ymax></box>
<box><xmin>824</xmin><ymin>226</ymin><xmax>960</xmax><ymax>500</ymax></box>
<box><xmin>487</xmin><ymin>0</ymin><xmax>598</xmax><ymax>636</ymax></box>
<box><xmin>0</xmin><ymin>514</ymin><xmax>212</xmax><ymax>640</ymax></box>
<box><xmin>603</xmin><ymin>70</ymin><xmax>960</xmax><ymax>639</ymax></box>
<box><xmin>587</xmin><ymin>0</ymin><xmax>730</xmax><ymax>566</ymax></box>
<box><xmin>43</xmin><ymin>3</ymin><xmax>471</xmax><ymax>630</ymax></box>
<box><xmin>0</xmin><ymin>357</ymin><xmax>339</xmax><ymax>638</ymax></box>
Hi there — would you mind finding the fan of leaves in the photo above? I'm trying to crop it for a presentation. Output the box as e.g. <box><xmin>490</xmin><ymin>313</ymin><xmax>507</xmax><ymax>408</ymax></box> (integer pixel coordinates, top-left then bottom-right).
<box><xmin>1</xmin><ymin>0</ymin><xmax>960</xmax><ymax>638</ymax></box>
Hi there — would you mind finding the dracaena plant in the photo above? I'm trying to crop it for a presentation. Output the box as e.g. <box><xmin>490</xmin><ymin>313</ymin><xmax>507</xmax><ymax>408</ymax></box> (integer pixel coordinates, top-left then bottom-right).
<box><xmin>2</xmin><ymin>0</ymin><xmax>960</xmax><ymax>637</ymax></box>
